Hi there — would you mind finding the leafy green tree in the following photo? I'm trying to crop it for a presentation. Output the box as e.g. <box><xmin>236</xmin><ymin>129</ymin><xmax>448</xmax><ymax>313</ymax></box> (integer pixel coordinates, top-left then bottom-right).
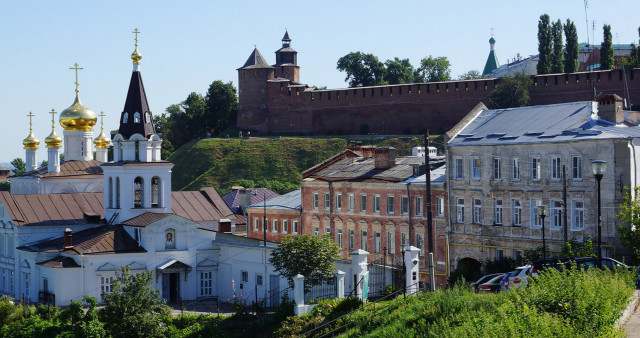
<box><xmin>626</xmin><ymin>27</ymin><xmax>640</xmax><ymax>68</ymax></box>
<box><xmin>100</xmin><ymin>267</ymin><xmax>170</xmax><ymax>338</ymax></box>
<box><xmin>153</xmin><ymin>113</ymin><xmax>174</xmax><ymax>159</ymax></box>
<box><xmin>10</xmin><ymin>158</ymin><xmax>25</xmax><ymax>175</ymax></box>
<box><xmin>205</xmin><ymin>80</ymin><xmax>238</xmax><ymax>137</ymax></box>
<box><xmin>551</xmin><ymin>19</ymin><xmax>564</xmax><ymax>73</ymax></box>
<box><xmin>269</xmin><ymin>234</ymin><xmax>340</xmax><ymax>291</ymax></box>
<box><xmin>560</xmin><ymin>237</ymin><xmax>595</xmax><ymax>258</ymax></box>
<box><xmin>487</xmin><ymin>73</ymin><xmax>532</xmax><ymax>109</ymax></box>
<box><xmin>617</xmin><ymin>187</ymin><xmax>640</xmax><ymax>265</ymax></box>
<box><xmin>537</xmin><ymin>14</ymin><xmax>552</xmax><ymax>75</ymax></box>
<box><xmin>414</xmin><ymin>56</ymin><xmax>451</xmax><ymax>82</ymax></box>
<box><xmin>601</xmin><ymin>24</ymin><xmax>615</xmax><ymax>70</ymax></box>
<box><xmin>457</xmin><ymin>70</ymin><xmax>482</xmax><ymax>80</ymax></box>
<box><xmin>336</xmin><ymin>52</ymin><xmax>387</xmax><ymax>87</ymax></box>
<box><xmin>564</xmin><ymin>19</ymin><xmax>579</xmax><ymax>73</ymax></box>
<box><xmin>39</xmin><ymin>160</ymin><xmax>47</xmax><ymax>168</ymax></box>
<box><xmin>383</xmin><ymin>57</ymin><xmax>414</xmax><ymax>84</ymax></box>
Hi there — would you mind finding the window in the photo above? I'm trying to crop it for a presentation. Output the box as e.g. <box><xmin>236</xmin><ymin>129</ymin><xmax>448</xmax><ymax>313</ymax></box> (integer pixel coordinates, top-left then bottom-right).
<box><xmin>493</xmin><ymin>158</ymin><xmax>502</xmax><ymax>180</ymax></box>
<box><xmin>134</xmin><ymin>112</ymin><xmax>141</xmax><ymax>123</ymax></box>
<box><xmin>151</xmin><ymin>176</ymin><xmax>160</xmax><ymax>207</ymax></box>
<box><xmin>282</xmin><ymin>220</ymin><xmax>288</xmax><ymax>233</ymax></box>
<box><xmin>256</xmin><ymin>274</ymin><xmax>263</xmax><ymax>286</ymax></box>
<box><xmin>337</xmin><ymin>229</ymin><xmax>343</xmax><ymax>248</ymax></box>
<box><xmin>551</xmin><ymin>200</ymin><xmax>563</xmax><ymax>227</ymax></box>
<box><xmin>272</xmin><ymin>220</ymin><xmax>278</xmax><ymax>233</ymax></box>
<box><xmin>373</xmin><ymin>195</ymin><xmax>381</xmax><ymax>213</ymax></box>
<box><xmin>512</xmin><ymin>158</ymin><xmax>520</xmax><ymax>180</ymax></box>
<box><xmin>361</xmin><ymin>231</ymin><xmax>368</xmax><ymax>251</ymax></box>
<box><xmin>415</xmin><ymin>196</ymin><xmax>424</xmax><ymax>215</ymax></box>
<box><xmin>387</xmin><ymin>196</ymin><xmax>395</xmax><ymax>214</ymax></box>
<box><xmin>473</xmin><ymin>199</ymin><xmax>482</xmax><ymax>224</ymax></box>
<box><xmin>374</xmin><ymin>232</ymin><xmax>381</xmax><ymax>253</ymax></box>
<box><xmin>513</xmin><ymin>200</ymin><xmax>522</xmax><ymax>226</ymax></box>
<box><xmin>23</xmin><ymin>272</ymin><xmax>29</xmax><ymax>298</ymax></box>
<box><xmin>401</xmin><ymin>233</ymin><xmax>407</xmax><ymax>246</ymax></box>
<box><xmin>324</xmin><ymin>193</ymin><xmax>330</xmax><ymax>210</ymax></box>
<box><xmin>360</xmin><ymin>195</ymin><xmax>367</xmax><ymax>213</ymax></box>
<box><xmin>134</xmin><ymin>228</ymin><xmax>141</xmax><ymax>244</ymax></box>
<box><xmin>313</xmin><ymin>227</ymin><xmax>319</xmax><ymax>237</ymax></box>
<box><xmin>349</xmin><ymin>230</ymin><xmax>355</xmax><ymax>250</ymax></box>
<box><xmin>572</xmin><ymin>200</ymin><xmax>584</xmax><ymax>229</ymax></box>
<box><xmin>401</xmin><ymin>196</ymin><xmax>409</xmax><ymax>214</ymax></box>
<box><xmin>495</xmin><ymin>200</ymin><xmax>503</xmax><ymax>225</ymax></box>
<box><xmin>145</xmin><ymin>112</ymin><xmax>151</xmax><ymax>123</ymax></box>
<box><xmin>325</xmin><ymin>227</ymin><xmax>331</xmax><ymax>235</ymax></box>
<box><xmin>253</xmin><ymin>218</ymin><xmax>259</xmax><ymax>231</ymax></box>
<box><xmin>292</xmin><ymin>220</ymin><xmax>298</xmax><ymax>234</ymax></box>
<box><xmin>456</xmin><ymin>198</ymin><xmax>465</xmax><ymax>223</ymax></box>
<box><xmin>495</xmin><ymin>249</ymin><xmax>504</xmax><ymax>260</ymax></box>
<box><xmin>200</xmin><ymin>271</ymin><xmax>213</xmax><ymax>296</ymax></box>
<box><xmin>348</xmin><ymin>194</ymin><xmax>354</xmax><ymax>211</ymax></box>
<box><xmin>122</xmin><ymin>112</ymin><xmax>128</xmax><ymax>124</ymax></box>
<box><xmin>471</xmin><ymin>158</ymin><xmax>481</xmax><ymax>179</ymax></box>
<box><xmin>108</xmin><ymin>177</ymin><xmax>113</xmax><ymax>208</ymax></box>
<box><xmin>387</xmin><ymin>232</ymin><xmax>393</xmax><ymax>254</ymax></box>
<box><xmin>531</xmin><ymin>157</ymin><xmax>541</xmax><ymax>180</ymax></box>
<box><xmin>454</xmin><ymin>157</ymin><xmax>463</xmax><ymax>179</ymax></box>
<box><xmin>531</xmin><ymin>199</ymin><xmax>542</xmax><ymax>227</ymax></box>
<box><xmin>115</xmin><ymin>177</ymin><xmax>120</xmax><ymax>208</ymax></box>
<box><xmin>416</xmin><ymin>234</ymin><xmax>424</xmax><ymax>256</ymax></box>
<box><xmin>336</xmin><ymin>194</ymin><xmax>342</xmax><ymax>210</ymax></box>
<box><xmin>241</xmin><ymin>271</ymin><xmax>249</xmax><ymax>283</ymax></box>
<box><xmin>572</xmin><ymin>155</ymin><xmax>582</xmax><ymax>179</ymax></box>
<box><xmin>551</xmin><ymin>156</ymin><xmax>561</xmax><ymax>180</ymax></box>
<box><xmin>134</xmin><ymin>176</ymin><xmax>143</xmax><ymax>208</ymax></box>
<box><xmin>313</xmin><ymin>193</ymin><xmax>319</xmax><ymax>209</ymax></box>
<box><xmin>101</xmin><ymin>276</ymin><xmax>114</xmax><ymax>296</ymax></box>
<box><xmin>436</xmin><ymin>197</ymin><xmax>444</xmax><ymax>217</ymax></box>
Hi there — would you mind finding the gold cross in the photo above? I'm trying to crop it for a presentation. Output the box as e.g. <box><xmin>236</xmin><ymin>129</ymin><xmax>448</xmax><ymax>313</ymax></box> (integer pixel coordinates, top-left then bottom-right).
<box><xmin>133</xmin><ymin>28</ymin><xmax>140</xmax><ymax>47</ymax></box>
<box><xmin>49</xmin><ymin>109</ymin><xmax>57</xmax><ymax>128</ymax></box>
<box><xmin>69</xmin><ymin>62</ymin><xmax>83</xmax><ymax>93</ymax></box>
<box><xmin>99</xmin><ymin>111</ymin><xmax>106</xmax><ymax>131</ymax></box>
<box><xmin>27</xmin><ymin>112</ymin><xmax>35</xmax><ymax>131</ymax></box>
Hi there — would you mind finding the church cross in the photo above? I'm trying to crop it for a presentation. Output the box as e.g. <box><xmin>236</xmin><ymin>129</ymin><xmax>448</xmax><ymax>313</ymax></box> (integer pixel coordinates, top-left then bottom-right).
<box><xmin>49</xmin><ymin>109</ymin><xmax>57</xmax><ymax>128</ymax></box>
<box><xmin>69</xmin><ymin>63</ymin><xmax>83</xmax><ymax>93</ymax></box>
<box><xmin>99</xmin><ymin>112</ymin><xmax>106</xmax><ymax>130</ymax></box>
<box><xmin>27</xmin><ymin>112</ymin><xmax>35</xmax><ymax>131</ymax></box>
<box><xmin>133</xmin><ymin>28</ymin><xmax>140</xmax><ymax>47</ymax></box>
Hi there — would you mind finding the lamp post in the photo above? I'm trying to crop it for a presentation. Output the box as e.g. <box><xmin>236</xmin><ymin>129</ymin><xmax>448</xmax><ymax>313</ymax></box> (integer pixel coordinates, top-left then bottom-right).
<box><xmin>538</xmin><ymin>205</ymin><xmax>548</xmax><ymax>261</ymax></box>
<box><xmin>400</xmin><ymin>243</ymin><xmax>406</xmax><ymax>299</ymax></box>
<box><xmin>592</xmin><ymin>160</ymin><xmax>607</xmax><ymax>269</ymax></box>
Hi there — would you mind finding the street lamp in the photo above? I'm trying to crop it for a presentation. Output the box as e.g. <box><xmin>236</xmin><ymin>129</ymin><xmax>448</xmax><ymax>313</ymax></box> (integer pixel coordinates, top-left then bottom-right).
<box><xmin>592</xmin><ymin>160</ymin><xmax>607</xmax><ymax>269</ymax></box>
<box><xmin>400</xmin><ymin>243</ymin><xmax>406</xmax><ymax>298</ymax></box>
<box><xmin>538</xmin><ymin>205</ymin><xmax>548</xmax><ymax>261</ymax></box>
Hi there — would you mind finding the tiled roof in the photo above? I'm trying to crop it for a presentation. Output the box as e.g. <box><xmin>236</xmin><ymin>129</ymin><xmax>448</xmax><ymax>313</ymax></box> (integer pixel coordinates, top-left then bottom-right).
<box><xmin>121</xmin><ymin>213</ymin><xmax>172</xmax><ymax>226</ymax></box>
<box><xmin>18</xmin><ymin>225</ymin><xmax>145</xmax><ymax>255</ymax></box>
<box><xmin>309</xmin><ymin>156</ymin><xmax>430</xmax><ymax>183</ymax></box>
<box><xmin>171</xmin><ymin>188</ymin><xmax>236</xmax><ymax>223</ymax></box>
<box><xmin>37</xmin><ymin>256</ymin><xmax>80</xmax><ymax>268</ymax></box>
<box><xmin>0</xmin><ymin>191</ymin><xmax>104</xmax><ymax>226</ymax></box>
<box><xmin>248</xmin><ymin>189</ymin><xmax>301</xmax><ymax>210</ymax></box>
<box><xmin>10</xmin><ymin>160</ymin><xmax>103</xmax><ymax>179</ymax></box>
<box><xmin>240</xmin><ymin>47</ymin><xmax>273</xmax><ymax>69</ymax></box>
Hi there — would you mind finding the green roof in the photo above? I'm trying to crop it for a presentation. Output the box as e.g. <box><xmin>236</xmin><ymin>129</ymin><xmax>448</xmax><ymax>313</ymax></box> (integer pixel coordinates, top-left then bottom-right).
<box><xmin>482</xmin><ymin>50</ymin><xmax>500</xmax><ymax>76</ymax></box>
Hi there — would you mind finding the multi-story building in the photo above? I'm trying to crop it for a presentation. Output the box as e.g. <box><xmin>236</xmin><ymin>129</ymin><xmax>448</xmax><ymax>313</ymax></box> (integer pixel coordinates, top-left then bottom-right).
<box><xmin>246</xmin><ymin>189</ymin><xmax>302</xmax><ymax>243</ymax></box>
<box><xmin>445</xmin><ymin>95</ymin><xmax>640</xmax><ymax>270</ymax></box>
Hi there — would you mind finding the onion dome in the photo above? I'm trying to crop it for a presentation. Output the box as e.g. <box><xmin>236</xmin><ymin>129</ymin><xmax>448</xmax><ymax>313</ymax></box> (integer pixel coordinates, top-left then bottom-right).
<box><xmin>59</xmin><ymin>93</ymin><xmax>97</xmax><ymax>131</ymax></box>
<box><xmin>94</xmin><ymin>112</ymin><xmax>110</xmax><ymax>148</ymax></box>
<box><xmin>489</xmin><ymin>36</ymin><xmax>496</xmax><ymax>44</ymax></box>
<box><xmin>45</xmin><ymin>109</ymin><xmax>62</xmax><ymax>148</ymax></box>
<box><xmin>131</xmin><ymin>28</ymin><xmax>142</xmax><ymax>64</ymax></box>
<box><xmin>23</xmin><ymin>112</ymin><xmax>39</xmax><ymax>149</ymax></box>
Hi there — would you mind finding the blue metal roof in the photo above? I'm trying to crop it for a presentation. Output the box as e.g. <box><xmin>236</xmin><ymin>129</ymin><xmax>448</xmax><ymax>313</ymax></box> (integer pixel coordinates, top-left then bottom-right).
<box><xmin>248</xmin><ymin>189</ymin><xmax>301</xmax><ymax>210</ymax></box>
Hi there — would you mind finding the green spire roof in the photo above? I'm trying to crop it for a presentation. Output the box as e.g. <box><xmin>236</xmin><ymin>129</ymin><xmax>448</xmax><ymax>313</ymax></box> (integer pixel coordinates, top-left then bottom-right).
<box><xmin>482</xmin><ymin>37</ymin><xmax>499</xmax><ymax>76</ymax></box>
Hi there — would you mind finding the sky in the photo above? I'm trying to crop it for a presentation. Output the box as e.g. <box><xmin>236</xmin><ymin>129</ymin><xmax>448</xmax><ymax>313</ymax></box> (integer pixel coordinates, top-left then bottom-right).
<box><xmin>0</xmin><ymin>0</ymin><xmax>639</xmax><ymax>162</ymax></box>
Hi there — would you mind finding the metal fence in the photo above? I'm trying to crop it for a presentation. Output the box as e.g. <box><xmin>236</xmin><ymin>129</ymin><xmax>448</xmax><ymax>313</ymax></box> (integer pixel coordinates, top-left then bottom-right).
<box><xmin>38</xmin><ymin>290</ymin><xmax>55</xmax><ymax>305</ymax></box>
<box><xmin>304</xmin><ymin>276</ymin><xmax>338</xmax><ymax>304</ymax></box>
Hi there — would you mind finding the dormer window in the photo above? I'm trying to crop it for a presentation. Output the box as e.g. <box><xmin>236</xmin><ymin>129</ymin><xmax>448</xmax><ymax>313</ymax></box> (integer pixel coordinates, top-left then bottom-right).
<box><xmin>122</xmin><ymin>113</ymin><xmax>128</xmax><ymax>123</ymax></box>
<box><xmin>134</xmin><ymin>112</ymin><xmax>141</xmax><ymax>123</ymax></box>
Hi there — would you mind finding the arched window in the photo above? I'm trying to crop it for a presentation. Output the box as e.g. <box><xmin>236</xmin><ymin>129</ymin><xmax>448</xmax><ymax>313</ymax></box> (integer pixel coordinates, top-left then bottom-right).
<box><xmin>115</xmin><ymin>177</ymin><xmax>120</xmax><ymax>208</ymax></box>
<box><xmin>122</xmin><ymin>112</ymin><xmax>128</xmax><ymax>124</ymax></box>
<box><xmin>151</xmin><ymin>176</ymin><xmax>160</xmax><ymax>207</ymax></box>
<box><xmin>108</xmin><ymin>177</ymin><xmax>113</xmax><ymax>208</ymax></box>
<box><xmin>135</xmin><ymin>140</ymin><xmax>139</xmax><ymax>161</ymax></box>
<box><xmin>145</xmin><ymin>112</ymin><xmax>151</xmax><ymax>123</ymax></box>
<box><xmin>134</xmin><ymin>112</ymin><xmax>141</xmax><ymax>123</ymax></box>
<box><xmin>134</xmin><ymin>177</ymin><xmax>143</xmax><ymax>208</ymax></box>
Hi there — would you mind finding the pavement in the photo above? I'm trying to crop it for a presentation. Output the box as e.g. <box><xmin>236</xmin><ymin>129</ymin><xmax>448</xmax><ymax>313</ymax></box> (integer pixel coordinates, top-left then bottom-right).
<box><xmin>622</xmin><ymin>291</ymin><xmax>640</xmax><ymax>337</ymax></box>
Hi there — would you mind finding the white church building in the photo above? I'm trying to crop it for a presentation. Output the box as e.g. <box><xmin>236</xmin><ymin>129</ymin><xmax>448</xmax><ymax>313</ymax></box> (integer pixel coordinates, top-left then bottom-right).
<box><xmin>0</xmin><ymin>33</ymin><xmax>288</xmax><ymax>306</ymax></box>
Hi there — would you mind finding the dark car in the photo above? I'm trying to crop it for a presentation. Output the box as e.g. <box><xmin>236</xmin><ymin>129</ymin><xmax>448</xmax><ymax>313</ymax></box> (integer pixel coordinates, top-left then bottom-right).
<box><xmin>472</xmin><ymin>273</ymin><xmax>503</xmax><ymax>293</ymax></box>
<box><xmin>532</xmin><ymin>257</ymin><xmax>631</xmax><ymax>276</ymax></box>
<box><xmin>478</xmin><ymin>274</ymin><xmax>507</xmax><ymax>293</ymax></box>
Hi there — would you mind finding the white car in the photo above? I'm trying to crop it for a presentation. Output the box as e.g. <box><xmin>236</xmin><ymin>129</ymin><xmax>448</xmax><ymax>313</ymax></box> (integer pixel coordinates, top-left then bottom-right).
<box><xmin>508</xmin><ymin>265</ymin><xmax>534</xmax><ymax>289</ymax></box>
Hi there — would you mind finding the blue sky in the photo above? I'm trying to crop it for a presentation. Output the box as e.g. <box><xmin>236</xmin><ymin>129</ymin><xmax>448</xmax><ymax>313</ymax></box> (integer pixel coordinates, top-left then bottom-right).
<box><xmin>0</xmin><ymin>0</ymin><xmax>638</xmax><ymax>162</ymax></box>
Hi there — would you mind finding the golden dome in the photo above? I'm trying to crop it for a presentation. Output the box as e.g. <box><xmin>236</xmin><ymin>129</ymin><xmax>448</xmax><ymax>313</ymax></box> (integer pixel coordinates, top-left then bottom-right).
<box><xmin>59</xmin><ymin>93</ymin><xmax>97</xmax><ymax>131</ymax></box>
<box><xmin>131</xmin><ymin>48</ymin><xmax>142</xmax><ymax>64</ymax></box>
<box><xmin>94</xmin><ymin>130</ymin><xmax>110</xmax><ymax>148</ymax></box>
<box><xmin>45</xmin><ymin>130</ymin><xmax>62</xmax><ymax>148</ymax></box>
<box><xmin>23</xmin><ymin>131</ymin><xmax>39</xmax><ymax>149</ymax></box>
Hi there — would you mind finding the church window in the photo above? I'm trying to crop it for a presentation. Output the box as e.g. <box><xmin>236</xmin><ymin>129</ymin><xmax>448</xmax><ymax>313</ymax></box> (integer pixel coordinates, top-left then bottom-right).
<box><xmin>151</xmin><ymin>176</ymin><xmax>161</xmax><ymax>207</ymax></box>
<box><xmin>108</xmin><ymin>177</ymin><xmax>113</xmax><ymax>208</ymax></box>
<box><xmin>134</xmin><ymin>177</ymin><xmax>143</xmax><ymax>208</ymax></box>
<box><xmin>22</xmin><ymin>272</ymin><xmax>29</xmax><ymax>298</ymax></box>
<box><xmin>101</xmin><ymin>276</ymin><xmax>114</xmax><ymax>297</ymax></box>
<box><xmin>145</xmin><ymin>112</ymin><xmax>151</xmax><ymax>123</ymax></box>
<box><xmin>122</xmin><ymin>113</ymin><xmax>128</xmax><ymax>124</ymax></box>
<box><xmin>134</xmin><ymin>112</ymin><xmax>141</xmax><ymax>123</ymax></box>
<box><xmin>115</xmin><ymin>177</ymin><xmax>121</xmax><ymax>208</ymax></box>
<box><xmin>200</xmin><ymin>271</ymin><xmax>213</xmax><ymax>296</ymax></box>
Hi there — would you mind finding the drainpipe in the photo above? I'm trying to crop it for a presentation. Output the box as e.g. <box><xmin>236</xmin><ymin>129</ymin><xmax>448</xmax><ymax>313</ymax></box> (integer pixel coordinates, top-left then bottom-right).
<box><xmin>406</xmin><ymin>182</ymin><xmax>412</xmax><ymax>256</ymax></box>
<box><xmin>80</xmin><ymin>253</ymin><xmax>85</xmax><ymax>303</ymax></box>
<box><xmin>329</xmin><ymin>182</ymin><xmax>333</xmax><ymax>236</ymax></box>
<box><xmin>445</xmin><ymin>142</ymin><xmax>453</xmax><ymax>276</ymax></box>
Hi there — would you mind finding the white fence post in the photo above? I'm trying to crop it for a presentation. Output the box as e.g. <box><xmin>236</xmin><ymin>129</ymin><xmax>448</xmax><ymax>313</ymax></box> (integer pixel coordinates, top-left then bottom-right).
<box><xmin>351</xmin><ymin>249</ymin><xmax>369</xmax><ymax>301</ymax></box>
<box><xmin>293</xmin><ymin>274</ymin><xmax>308</xmax><ymax>315</ymax></box>
<box><xmin>334</xmin><ymin>270</ymin><xmax>346</xmax><ymax>299</ymax></box>
<box><xmin>404</xmin><ymin>246</ymin><xmax>420</xmax><ymax>295</ymax></box>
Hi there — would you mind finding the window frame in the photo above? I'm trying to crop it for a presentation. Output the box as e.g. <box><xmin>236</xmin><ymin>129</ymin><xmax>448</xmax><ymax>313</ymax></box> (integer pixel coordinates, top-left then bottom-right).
<box><xmin>513</xmin><ymin>200</ymin><xmax>522</xmax><ymax>226</ymax></box>
<box><xmin>435</xmin><ymin>197</ymin><xmax>444</xmax><ymax>217</ymax></box>
<box><xmin>373</xmin><ymin>195</ymin><xmax>381</xmax><ymax>213</ymax></box>
<box><xmin>512</xmin><ymin>158</ymin><xmax>520</xmax><ymax>181</ymax></box>
<box><xmin>493</xmin><ymin>157</ymin><xmax>502</xmax><ymax>180</ymax></box>
<box><xmin>471</xmin><ymin>157</ymin><xmax>481</xmax><ymax>180</ymax></box>
<box><xmin>531</xmin><ymin>157</ymin><xmax>541</xmax><ymax>181</ymax></box>
<box><xmin>530</xmin><ymin>199</ymin><xmax>542</xmax><ymax>228</ymax></box>
<box><xmin>571</xmin><ymin>155</ymin><xmax>583</xmax><ymax>180</ymax></box>
<box><xmin>313</xmin><ymin>193</ymin><xmax>319</xmax><ymax>209</ymax></box>
<box><xmin>401</xmin><ymin>196</ymin><xmax>409</xmax><ymax>215</ymax></box>
<box><xmin>415</xmin><ymin>196</ymin><xmax>424</xmax><ymax>216</ymax></box>
<box><xmin>360</xmin><ymin>194</ymin><xmax>367</xmax><ymax>213</ymax></box>
<box><xmin>456</xmin><ymin>198</ymin><xmax>465</xmax><ymax>223</ymax></box>
<box><xmin>572</xmin><ymin>199</ymin><xmax>585</xmax><ymax>230</ymax></box>
<box><xmin>494</xmin><ymin>199</ymin><xmax>503</xmax><ymax>225</ymax></box>
<box><xmin>551</xmin><ymin>156</ymin><xmax>561</xmax><ymax>181</ymax></box>
<box><xmin>454</xmin><ymin>157</ymin><xmax>463</xmax><ymax>180</ymax></box>
<box><xmin>336</xmin><ymin>193</ymin><xmax>343</xmax><ymax>211</ymax></box>
<box><xmin>473</xmin><ymin>198</ymin><xmax>482</xmax><ymax>224</ymax></box>
<box><xmin>348</xmin><ymin>194</ymin><xmax>355</xmax><ymax>211</ymax></box>
<box><xmin>324</xmin><ymin>193</ymin><xmax>330</xmax><ymax>210</ymax></box>
<box><xmin>386</xmin><ymin>195</ymin><xmax>395</xmax><ymax>214</ymax></box>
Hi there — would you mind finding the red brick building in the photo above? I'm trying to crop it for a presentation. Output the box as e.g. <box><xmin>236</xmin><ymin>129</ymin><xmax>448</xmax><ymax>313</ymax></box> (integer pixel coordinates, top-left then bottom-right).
<box><xmin>246</xmin><ymin>189</ymin><xmax>302</xmax><ymax>243</ymax></box>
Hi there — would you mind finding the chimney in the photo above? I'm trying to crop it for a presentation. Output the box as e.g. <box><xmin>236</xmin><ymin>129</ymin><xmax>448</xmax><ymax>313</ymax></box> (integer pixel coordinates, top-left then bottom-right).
<box><xmin>64</xmin><ymin>228</ymin><xmax>73</xmax><ymax>248</ymax></box>
<box><xmin>597</xmin><ymin>94</ymin><xmax>624</xmax><ymax>124</ymax></box>
<box><xmin>374</xmin><ymin>147</ymin><xmax>396</xmax><ymax>169</ymax></box>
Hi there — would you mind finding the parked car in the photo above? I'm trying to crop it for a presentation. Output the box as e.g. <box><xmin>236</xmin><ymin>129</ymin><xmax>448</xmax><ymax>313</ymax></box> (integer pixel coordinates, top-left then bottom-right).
<box><xmin>508</xmin><ymin>265</ymin><xmax>534</xmax><ymax>289</ymax></box>
<box><xmin>532</xmin><ymin>257</ymin><xmax>631</xmax><ymax>276</ymax></box>
<box><xmin>500</xmin><ymin>271</ymin><xmax>516</xmax><ymax>291</ymax></box>
<box><xmin>478</xmin><ymin>273</ymin><xmax>507</xmax><ymax>293</ymax></box>
<box><xmin>472</xmin><ymin>273</ymin><xmax>503</xmax><ymax>293</ymax></box>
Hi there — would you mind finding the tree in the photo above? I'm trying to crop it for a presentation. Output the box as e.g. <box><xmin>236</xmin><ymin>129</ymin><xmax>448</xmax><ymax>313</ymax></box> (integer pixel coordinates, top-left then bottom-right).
<box><xmin>415</xmin><ymin>56</ymin><xmax>451</xmax><ymax>82</ymax></box>
<box><xmin>10</xmin><ymin>158</ymin><xmax>25</xmax><ymax>175</ymax></box>
<box><xmin>601</xmin><ymin>24</ymin><xmax>615</xmax><ymax>70</ymax></box>
<box><xmin>205</xmin><ymin>80</ymin><xmax>238</xmax><ymax>137</ymax></box>
<box><xmin>39</xmin><ymin>160</ymin><xmax>47</xmax><ymax>168</ymax></box>
<box><xmin>616</xmin><ymin>187</ymin><xmax>640</xmax><ymax>265</ymax></box>
<box><xmin>383</xmin><ymin>57</ymin><xmax>414</xmax><ymax>84</ymax></box>
<box><xmin>337</xmin><ymin>52</ymin><xmax>387</xmax><ymax>87</ymax></box>
<box><xmin>269</xmin><ymin>234</ymin><xmax>340</xmax><ymax>291</ymax></box>
<box><xmin>0</xmin><ymin>182</ymin><xmax>9</xmax><ymax>191</ymax></box>
<box><xmin>457</xmin><ymin>70</ymin><xmax>482</xmax><ymax>80</ymax></box>
<box><xmin>564</xmin><ymin>19</ymin><xmax>579</xmax><ymax>73</ymax></box>
<box><xmin>100</xmin><ymin>267</ymin><xmax>170</xmax><ymax>338</ymax></box>
<box><xmin>537</xmin><ymin>14</ymin><xmax>552</xmax><ymax>75</ymax></box>
<box><xmin>551</xmin><ymin>19</ymin><xmax>564</xmax><ymax>73</ymax></box>
<box><xmin>152</xmin><ymin>113</ymin><xmax>174</xmax><ymax>159</ymax></box>
<box><xmin>560</xmin><ymin>237</ymin><xmax>595</xmax><ymax>258</ymax></box>
<box><xmin>487</xmin><ymin>73</ymin><xmax>532</xmax><ymax>109</ymax></box>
